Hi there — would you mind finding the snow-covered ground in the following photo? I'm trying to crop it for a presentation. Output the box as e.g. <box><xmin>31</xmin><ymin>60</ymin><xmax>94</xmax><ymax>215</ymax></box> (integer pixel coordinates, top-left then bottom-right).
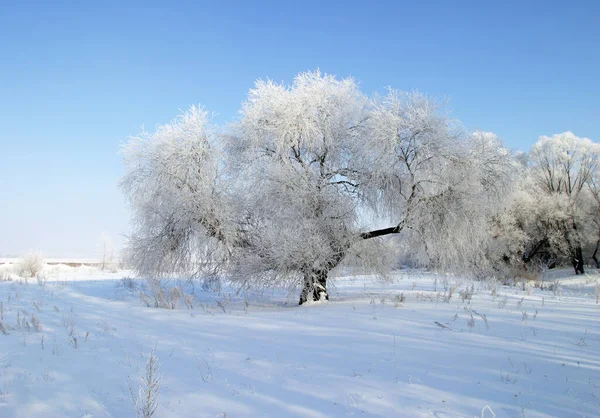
<box><xmin>0</xmin><ymin>265</ymin><xmax>598</xmax><ymax>418</ymax></box>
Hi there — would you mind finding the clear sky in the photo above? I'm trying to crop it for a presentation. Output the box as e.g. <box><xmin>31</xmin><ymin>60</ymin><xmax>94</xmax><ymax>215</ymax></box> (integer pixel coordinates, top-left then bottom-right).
<box><xmin>1</xmin><ymin>0</ymin><xmax>598</xmax><ymax>258</ymax></box>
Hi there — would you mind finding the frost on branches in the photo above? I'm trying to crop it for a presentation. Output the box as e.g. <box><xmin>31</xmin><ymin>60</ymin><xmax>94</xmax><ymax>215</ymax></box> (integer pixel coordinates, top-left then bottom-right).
<box><xmin>504</xmin><ymin>132</ymin><xmax>600</xmax><ymax>274</ymax></box>
<box><xmin>120</xmin><ymin>70</ymin><xmax>521</xmax><ymax>304</ymax></box>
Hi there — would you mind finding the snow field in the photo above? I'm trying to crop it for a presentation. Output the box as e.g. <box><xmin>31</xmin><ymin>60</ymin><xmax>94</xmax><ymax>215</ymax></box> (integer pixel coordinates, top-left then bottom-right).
<box><xmin>0</xmin><ymin>266</ymin><xmax>598</xmax><ymax>417</ymax></box>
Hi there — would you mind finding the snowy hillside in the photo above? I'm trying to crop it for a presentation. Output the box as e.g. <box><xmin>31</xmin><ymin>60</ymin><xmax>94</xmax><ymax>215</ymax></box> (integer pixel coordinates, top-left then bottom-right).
<box><xmin>0</xmin><ymin>266</ymin><xmax>598</xmax><ymax>417</ymax></box>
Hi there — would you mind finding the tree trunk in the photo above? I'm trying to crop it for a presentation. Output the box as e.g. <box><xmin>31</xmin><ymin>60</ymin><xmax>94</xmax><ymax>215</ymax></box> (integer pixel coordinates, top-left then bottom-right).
<box><xmin>299</xmin><ymin>270</ymin><xmax>329</xmax><ymax>305</ymax></box>
<box><xmin>593</xmin><ymin>237</ymin><xmax>600</xmax><ymax>268</ymax></box>
<box><xmin>572</xmin><ymin>245</ymin><xmax>585</xmax><ymax>275</ymax></box>
<box><xmin>567</xmin><ymin>220</ymin><xmax>585</xmax><ymax>274</ymax></box>
<box><xmin>297</xmin><ymin>222</ymin><xmax>405</xmax><ymax>305</ymax></box>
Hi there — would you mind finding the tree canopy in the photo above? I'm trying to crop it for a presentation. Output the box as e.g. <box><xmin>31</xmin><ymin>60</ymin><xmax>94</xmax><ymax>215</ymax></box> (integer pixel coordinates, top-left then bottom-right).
<box><xmin>121</xmin><ymin>71</ymin><xmax>598</xmax><ymax>303</ymax></box>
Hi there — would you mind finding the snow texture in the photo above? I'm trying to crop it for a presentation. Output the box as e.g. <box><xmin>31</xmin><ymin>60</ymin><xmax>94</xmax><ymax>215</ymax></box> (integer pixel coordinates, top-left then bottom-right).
<box><xmin>0</xmin><ymin>264</ymin><xmax>598</xmax><ymax>417</ymax></box>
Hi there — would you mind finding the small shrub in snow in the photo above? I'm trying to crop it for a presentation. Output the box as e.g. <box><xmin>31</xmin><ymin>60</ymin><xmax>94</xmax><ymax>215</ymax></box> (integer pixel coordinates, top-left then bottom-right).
<box><xmin>31</xmin><ymin>314</ymin><xmax>42</xmax><ymax>332</ymax></box>
<box><xmin>466</xmin><ymin>311</ymin><xmax>475</xmax><ymax>330</ymax></box>
<box><xmin>181</xmin><ymin>292</ymin><xmax>194</xmax><ymax>309</ymax></box>
<box><xmin>416</xmin><ymin>292</ymin><xmax>433</xmax><ymax>302</ymax></box>
<box><xmin>36</xmin><ymin>273</ymin><xmax>47</xmax><ymax>287</ymax></box>
<box><xmin>459</xmin><ymin>285</ymin><xmax>474</xmax><ymax>303</ymax></box>
<box><xmin>393</xmin><ymin>293</ymin><xmax>405</xmax><ymax>306</ymax></box>
<box><xmin>168</xmin><ymin>287</ymin><xmax>182</xmax><ymax>309</ymax></box>
<box><xmin>517</xmin><ymin>297</ymin><xmax>524</xmax><ymax>308</ymax></box>
<box><xmin>575</xmin><ymin>329</ymin><xmax>588</xmax><ymax>347</ymax></box>
<box><xmin>548</xmin><ymin>280</ymin><xmax>562</xmax><ymax>296</ymax></box>
<box><xmin>471</xmin><ymin>309</ymin><xmax>489</xmax><ymax>330</ymax></box>
<box><xmin>140</xmin><ymin>279</ymin><xmax>170</xmax><ymax>308</ymax></box>
<box><xmin>139</xmin><ymin>279</ymin><xmax>193</xmax><ymax>309</ymax></box>
<box><xmin>17</xmin><ymin>253</ymin><xmax>44</xmax><ymax>279</ymax></box>
<box><xmin>524</xmin><ymin>281</ymin><xmax>534</xmax><ymax>296</ymax></box>
<box><xmin>62</xmin><ymin>308</ymin><xmax>79</xmax><ymax>342</ymax></box>
<box><xmin>118</xmin><ymin>276</ymin><xmax>137</xmax><ymax>291</ymax></box>
<box><xmin>129</xmin><ymin>348</ymin><xmax>161</xmax><ymax>418</ymax></box>
<box><xmin>197</xmin><ymin>353</ymin><xmax>214</xmax><ymax>383</ymax></box>
<box><xmin>444</xmin><ymin>285</ymin><xmax>456</xmax><ymax>303</ymax></box>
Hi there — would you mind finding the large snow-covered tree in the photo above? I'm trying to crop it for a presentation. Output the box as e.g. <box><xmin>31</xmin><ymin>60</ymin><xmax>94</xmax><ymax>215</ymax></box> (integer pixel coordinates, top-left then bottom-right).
<box><xmin>121</xmin><ymin>71</ymin><xmax>513</xmax><ymax>304</ymax></box>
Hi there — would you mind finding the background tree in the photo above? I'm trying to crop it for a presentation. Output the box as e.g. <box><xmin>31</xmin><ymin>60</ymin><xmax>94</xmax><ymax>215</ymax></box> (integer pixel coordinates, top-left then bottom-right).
<box><xmin>99</xmin><ymin>232</ymin><xmax>116</xmax><ymax>271</ymax></box>
<box><xmin>577</xmin><ymin>161</ymin><xmax>600</xmax><ymax>269</ymax></box>
<box><xmin>490</xmin><ymin>132</ymin><xmax>600</xmax><ymax>276</ymax></box>
<box><xmin>122</xmin><ymin>71</ymin><xmax>514</xmax><ymax>304</ymax></box>
<box><xmin>525</xmin><ymin>132</ymin><xmax>600</xmax><ymax>274</ymax></box>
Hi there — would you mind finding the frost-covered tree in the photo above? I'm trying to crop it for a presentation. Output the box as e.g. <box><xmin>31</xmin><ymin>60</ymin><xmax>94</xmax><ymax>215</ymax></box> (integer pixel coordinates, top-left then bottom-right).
<box><xmin>472</xmin><ymin>139</ymin><xmax>529</xmax><ymax>278</ymax></box>
<box><xmin>122</xmin><ymin>71</ymin><xmax>513</xmax><ymax>304</ymax></box>
<box><xmin>525</xmin><ymin>132</ymin><xmax>600</xmax><ymax>274</ymax></box>
<box><xmin>584</xmin><ymin>161</ymin><xmax>600</xmax><ymax>267</ymax></box>
<box><xmin>18</xmin><ymin>252</ymin><xmax>44</xmax><ymax>279</ymax></box>
<box><xmin>494</xmin><ymin>132</ymin><xmax>600</xmax><ymax>275</ymax></box>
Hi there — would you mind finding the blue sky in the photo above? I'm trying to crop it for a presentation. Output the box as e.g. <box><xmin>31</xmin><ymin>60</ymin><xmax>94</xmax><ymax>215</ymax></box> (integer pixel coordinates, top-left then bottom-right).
<box><xmin>1</xmin><ymin>0</ymin><xmax>598</xmax><ymax>257</ymax></box>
